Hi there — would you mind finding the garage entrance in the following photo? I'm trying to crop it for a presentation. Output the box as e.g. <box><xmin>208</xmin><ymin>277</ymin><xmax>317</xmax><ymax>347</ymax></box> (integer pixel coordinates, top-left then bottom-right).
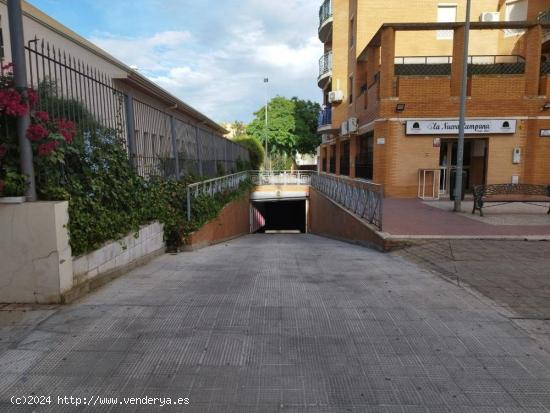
<box><xmin>252</xmin><ymin>200</ymin><xmax>307</xmax><ymax>233</ymax></box>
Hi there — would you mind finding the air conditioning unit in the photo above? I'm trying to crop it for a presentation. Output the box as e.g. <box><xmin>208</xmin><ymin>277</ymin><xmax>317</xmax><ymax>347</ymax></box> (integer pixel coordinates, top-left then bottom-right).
<box><xmin>341</xmin><ymin>120</ymin><xmax>349</xmax><ymax>136</ymax></box>
<box><xmin>348</xmin><ymin>117</ymin><xmax>358</xmax><ymax>133</ymax></box>
<box><xmin>328</xmin><ymin>90</ymin><xmax>344</xmax><ymax>104</ymax></box>
<box><xmin>479</xmin><ymin>12</ymin><xmax>500</xmax><ymax>22</ymax></box>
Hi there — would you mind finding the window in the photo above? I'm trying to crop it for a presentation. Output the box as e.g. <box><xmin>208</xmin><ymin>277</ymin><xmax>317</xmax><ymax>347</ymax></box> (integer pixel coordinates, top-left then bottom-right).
<box><xmin>504</xmin><ymin>0</ymin><xmax>527</xmax><ymax>37</ymax></box>
<box><xmin>348</xmin><ymin>76</ymin><xmax>354</xmax><ymax>104</ymax></box>
<box><xmin>349</xmin><ymin>18</ymin><xmax>355</xmax><ymax>48</ymax></box>
<box><xmin>437</xmin><ymin>5</ymin><xmax>457</xmax><ymax>40</ymax></box>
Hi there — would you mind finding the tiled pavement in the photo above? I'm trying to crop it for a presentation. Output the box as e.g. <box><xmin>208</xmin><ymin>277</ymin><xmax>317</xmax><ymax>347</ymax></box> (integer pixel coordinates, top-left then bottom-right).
<box><xmin>383</xmin><ymin>199</ymin><xmax>550</xmax><ymax>236</ymax></box>
<box><xmin>1</xmin><ymin>234</ymin><xmax>550</xmax><ymax>412</ymax></box>
<box><xmin>395</xmin><ymin>239</ymin><xmax>550</xmax><ymax>354</ymax></box>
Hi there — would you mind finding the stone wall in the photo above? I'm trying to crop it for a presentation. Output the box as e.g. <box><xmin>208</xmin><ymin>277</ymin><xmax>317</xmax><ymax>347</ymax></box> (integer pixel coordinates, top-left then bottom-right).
<box><xmin>67</xmin><ymin>222</ymin><xmax>164</xmax><ymax>302</ymax></box>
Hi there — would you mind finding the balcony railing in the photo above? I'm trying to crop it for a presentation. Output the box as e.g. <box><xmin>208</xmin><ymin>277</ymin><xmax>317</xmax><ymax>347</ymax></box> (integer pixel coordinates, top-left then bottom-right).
<box><xmin>319</xmin><ymin>0</ymin><xmax>332</xmax><ymax>28</ymax></box>
<box><xmin>394</xmin><ymin>55</ymin><xmax>526</xmax><ymax>76</ymax></box>
<box><xmin>319</xmin><ymin>51</ymin><xmax>333</xmax><ymax>79</ymax></box>
<box><xmin>540</xmin><ymin>10</ymin><xmax>550</xmax><ymax>37</ymax></box>
<box><xmin>318</xmin><ymin>105</ymin><xmax>332</xmax><ymax>128</ymax></box>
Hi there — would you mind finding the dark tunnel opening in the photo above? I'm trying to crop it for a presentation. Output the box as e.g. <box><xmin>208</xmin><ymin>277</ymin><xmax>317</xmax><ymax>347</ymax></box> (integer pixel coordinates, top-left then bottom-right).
<box><xmin>252</xmin><ymin>200</ymin><xmax>306</xmax><ymax>233</ymax></box>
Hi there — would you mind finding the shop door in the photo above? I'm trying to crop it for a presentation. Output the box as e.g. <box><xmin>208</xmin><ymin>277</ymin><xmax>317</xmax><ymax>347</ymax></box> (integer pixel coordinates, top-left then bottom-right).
<box><xmin>439</xmin><ymin>140</ymin><xmax>473</xmax><ymax>196</ymax></box>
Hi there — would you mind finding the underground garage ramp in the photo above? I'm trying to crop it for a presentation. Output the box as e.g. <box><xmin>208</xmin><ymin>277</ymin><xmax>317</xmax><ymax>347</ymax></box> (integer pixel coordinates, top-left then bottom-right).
<box><xmin>252</xmin><ymin>200</ymin><xmax>307</xmax><ymax>233</ymax></box>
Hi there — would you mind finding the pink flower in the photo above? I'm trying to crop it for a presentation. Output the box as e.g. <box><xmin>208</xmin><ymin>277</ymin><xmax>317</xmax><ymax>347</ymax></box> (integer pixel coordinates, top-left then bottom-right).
<box><xmin>37</xmin><ymin>140</ymin><xmax>59</xmax><ymax>157</ymax></box>
<box><xmin>0</xmin><ymin>144</ymin><xmax>7</xmax><ymax>158</ymax></box>
<box><xmin>27</xmin><ymin>89</ymin><xmax>38</xmax><ymax>107</ymax></box>
<box><xmin>55</xmin><ymin>118</ymin><xmax>77</xmax><ymax>144</ymax></box>
<box><xmin>0</xmin><ymin>88</ymin><xmax>28</xmax><ymax>117</ymax></box>
<box><xmin>34</xmin><ymin>111</ymin><xmax>49</xmax><ymax>123</ymax></box>
<box><xmin>2</xmin><ymin>63</ymin><xmax>14</xmax><ymax>71</ymax></box>
<box><xmin>26</xmin><ymin>123</ymin><xmax>49</xmax><ymax>142</ymax></box>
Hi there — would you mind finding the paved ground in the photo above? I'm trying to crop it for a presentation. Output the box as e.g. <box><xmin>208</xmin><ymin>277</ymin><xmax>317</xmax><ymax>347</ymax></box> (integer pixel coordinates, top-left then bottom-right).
<box><xmin>396</xmin><ymin>239</ymin><xmax>550</xmax><ymax>353</ymax></box>
<box><xmin>383</xmin><ymin>199</ymin><xmax>550</xmax><ymax>236</ymax></box>
<box><xmin>2</xmin><ymin>235</ymin><xmax>550</xmax><ymax>412</ymax></box>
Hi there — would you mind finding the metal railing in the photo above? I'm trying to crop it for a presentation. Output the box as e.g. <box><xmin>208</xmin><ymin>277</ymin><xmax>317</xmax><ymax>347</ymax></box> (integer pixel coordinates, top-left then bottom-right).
<box><xmin>318</xmin><ymin>105</ymin><xmax>332</xmax><ymax>127</ymax></box>
<box><xmin>539</xmin><ymin>9</ymin><xmax>550</xmax><ymax>25</ymax></box>
<box><xmin>319</xmin><ymin>0</ymin><xmax>332</xmax><ymax>28</ymax></box>
<box><xmin>311</xmin><ymin>173</ymin><xmax>384</xmax><ymax>230</ymax></box>
<box><xmin>186</xmin><ymin>171</ymin><xmax>250</xmax><ymax>220</ymax></box>
<box><xmin>250</xmin><ymin>170</ymin><xmax>315</xmax><ymax>186</ymax></box>
<box><xmin>24</xmin><ymin>37</ymin><xmax>250</xmax><ymax>181</ymax></box>
<box><xmin>394</xmin><ymin>55</ymin><xmax>526</xmax><ymax>76</ymax></box>
<box><xmin>319</xmin><ymin>51</ymin><xmax>333</xmax><ymax>79</ymax></box>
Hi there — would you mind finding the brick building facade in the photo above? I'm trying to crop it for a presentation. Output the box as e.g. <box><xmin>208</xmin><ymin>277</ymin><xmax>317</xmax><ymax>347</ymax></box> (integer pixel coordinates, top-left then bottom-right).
<box><xmin>317</xmin><ymin>0</ymin><xmax>550</xmax><ymax>198</ymax></box>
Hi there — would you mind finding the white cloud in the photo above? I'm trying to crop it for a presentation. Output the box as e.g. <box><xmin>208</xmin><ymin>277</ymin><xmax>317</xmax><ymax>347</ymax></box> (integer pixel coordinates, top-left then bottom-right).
<box><xmin>88</xmin><ymin>2</ymin><xmax>322</xmax><ymax>123</ymax></box>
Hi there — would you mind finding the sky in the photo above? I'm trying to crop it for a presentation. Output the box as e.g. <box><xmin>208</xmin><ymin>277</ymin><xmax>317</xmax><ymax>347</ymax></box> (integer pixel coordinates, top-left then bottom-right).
<box><xmin>27</xmin><ymin>0</ymin><xmax>322</xmax><ymax>124</ymax></box>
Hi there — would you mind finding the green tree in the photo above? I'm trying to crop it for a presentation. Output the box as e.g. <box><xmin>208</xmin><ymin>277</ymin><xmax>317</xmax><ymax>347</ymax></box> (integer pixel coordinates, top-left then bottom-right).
<box><xmin>246</xmin><ymin>96</ymin><xmax>321</xmax><ymax>162</ymax></box>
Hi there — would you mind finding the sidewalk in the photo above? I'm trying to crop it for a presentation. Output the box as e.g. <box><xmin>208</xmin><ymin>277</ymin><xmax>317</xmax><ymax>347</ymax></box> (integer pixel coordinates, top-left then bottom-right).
<box><xmin>383</xmin><ymin>198</ymin><xmax>550</xmax><ymax>238</ymax></box>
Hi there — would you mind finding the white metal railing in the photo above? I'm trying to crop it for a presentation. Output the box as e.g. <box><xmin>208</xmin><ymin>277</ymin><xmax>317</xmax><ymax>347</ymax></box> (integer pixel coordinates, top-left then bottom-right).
<box><xmin>319</xmin><ymin>51</ymin><xmax>333</xmax><ymax>79</ymax></box>
<box><xmin>250</xmin><ymin>170</ymin><xmax>315</xmax><ymax>186</ymax></box>
<box><xmin>311</xmin><ymin>173</ymin><xmax>384</xmax><ymax>230</ymax></box>
<box><xmin>186</xmin><ymin>171</ymin><xmax>250</xmax><ymax>220</ymax></box>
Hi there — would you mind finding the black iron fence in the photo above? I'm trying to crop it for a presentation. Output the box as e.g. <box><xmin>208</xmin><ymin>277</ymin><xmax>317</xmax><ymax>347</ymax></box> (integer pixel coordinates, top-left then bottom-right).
<box><xmin>23</xmin><ymin>38</ymin><xmax>249</xmax><ymax>180</ymax></box>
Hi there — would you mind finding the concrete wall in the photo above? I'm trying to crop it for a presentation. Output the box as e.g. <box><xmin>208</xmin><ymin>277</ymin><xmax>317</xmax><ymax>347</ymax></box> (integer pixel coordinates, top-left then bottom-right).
<box><xmin>0</xmin><ymin>201</ymin><xmax>165</xmax><ymax>304</ymax></box>
<box><xmin>185</xmin><ymin>193</ymin><xmax>250</xmax><ymax>250</ymax></box>
<box><xmin>0</xmin><ymin>201</ymin><xmax>73</xmax><ymax>303</ymax></box>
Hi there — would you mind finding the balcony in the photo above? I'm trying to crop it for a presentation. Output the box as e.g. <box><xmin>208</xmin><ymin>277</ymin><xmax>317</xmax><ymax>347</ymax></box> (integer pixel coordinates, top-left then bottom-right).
<box><xmin>317</xmin><ymin>105</ymin><xmax>332</xmax><ymax>131</ymax></box>
<box><xmin>318</xmin><ymin>51</ymin><xmax>332</xmax><ymax>89</ymax></box>
<box><xmin>318</xmin><ymin>0</ymin><xmax>333</xmax><ymax>43</ymax></box>
<box><xmin>540</xmin><ymin>10</ymin><xmax>550</xmax><ymax>44</ymax></box>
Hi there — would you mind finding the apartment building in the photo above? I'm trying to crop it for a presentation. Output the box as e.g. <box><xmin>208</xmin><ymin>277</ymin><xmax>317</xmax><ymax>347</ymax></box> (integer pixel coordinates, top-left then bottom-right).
<box><xmin>317</xmin><ymin>0</ymin><xmax>550</xmax><ymax>198</ymax></box>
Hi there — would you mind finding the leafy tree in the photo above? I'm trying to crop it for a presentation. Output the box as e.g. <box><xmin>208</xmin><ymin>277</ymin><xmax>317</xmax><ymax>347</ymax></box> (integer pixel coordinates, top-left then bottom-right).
<box><xmin>246</xmin><ymin>96</ymin><xmax>321</xmax><ymax>162</ymax></box>
<box><xmin>231</xmin><ymin>121</ymin><xmax>247</xmax><ymax>138</ymax></box>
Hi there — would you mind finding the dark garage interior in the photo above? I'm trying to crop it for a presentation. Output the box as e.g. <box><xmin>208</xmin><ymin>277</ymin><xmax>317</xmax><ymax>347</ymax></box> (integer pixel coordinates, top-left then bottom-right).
<box><xmin>253</xmin><ymin>200</ymin><xmax>306</xmax><ymax>233</ymax></box>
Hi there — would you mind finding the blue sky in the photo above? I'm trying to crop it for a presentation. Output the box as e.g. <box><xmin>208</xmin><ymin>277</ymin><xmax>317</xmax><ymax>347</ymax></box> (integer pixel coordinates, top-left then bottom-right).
<box><xmin>27</xmin><ymin>0</ymin><xmax>322</xmax><ymax>123</ymax></box>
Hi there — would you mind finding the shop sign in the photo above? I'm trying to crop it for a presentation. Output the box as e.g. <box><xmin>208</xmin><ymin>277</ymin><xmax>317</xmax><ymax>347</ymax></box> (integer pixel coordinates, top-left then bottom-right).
<box><xmin>540</xmin><ymin>129</ymin><xmax>550</xmax><ymax>137</ymax></box>
<box><xmin>406</xmin><ymin>119</ymin><xmax>516</xmax><ymax>135</ymax></box>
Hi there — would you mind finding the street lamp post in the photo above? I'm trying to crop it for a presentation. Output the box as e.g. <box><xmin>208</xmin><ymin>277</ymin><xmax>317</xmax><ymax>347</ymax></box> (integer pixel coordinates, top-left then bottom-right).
<box><xmin>264</xmin><ymin>77</ymin><xmax>269</xmax><ymax>171</ymax></box>
<box><xmin>453</xmin><ymin>0</ymin><xmax>472</xmax><ymax>212</ymax></box>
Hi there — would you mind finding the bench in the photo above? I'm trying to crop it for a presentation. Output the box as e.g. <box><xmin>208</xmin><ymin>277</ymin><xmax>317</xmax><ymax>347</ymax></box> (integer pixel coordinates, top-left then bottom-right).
<box><xmin>472</xmin><ymin>184</ymin><xmax>550</xmax><ymax>216</ymax></box>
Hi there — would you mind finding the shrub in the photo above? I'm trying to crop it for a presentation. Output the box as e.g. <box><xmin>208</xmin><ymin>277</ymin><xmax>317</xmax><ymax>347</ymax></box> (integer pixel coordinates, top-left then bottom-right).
<box><xmin>233</xmin><ymin>135</ymin><xmax>264</xmax><ymax>169</ymax></box>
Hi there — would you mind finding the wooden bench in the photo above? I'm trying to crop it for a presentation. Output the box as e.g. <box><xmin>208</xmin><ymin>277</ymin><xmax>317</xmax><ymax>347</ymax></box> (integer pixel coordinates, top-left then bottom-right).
<box><xmin>472</xmin><ymin>184</ymin><xmax>550</xmax><ymax>216</ymax></box>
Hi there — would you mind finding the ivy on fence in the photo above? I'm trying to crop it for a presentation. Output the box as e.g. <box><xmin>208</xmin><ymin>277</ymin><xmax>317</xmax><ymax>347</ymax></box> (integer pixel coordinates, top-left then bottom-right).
<box><xmin>0</xmin><ymin>62</ymin><xmax>252</xmax><ymax>256</ymax></box>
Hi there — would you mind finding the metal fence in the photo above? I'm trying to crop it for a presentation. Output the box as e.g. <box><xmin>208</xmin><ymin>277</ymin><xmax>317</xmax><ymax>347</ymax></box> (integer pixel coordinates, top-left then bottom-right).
<box><xmin>24</xmin><ymin>37</ymin><xmax>249</xmax><ymax>180</ymax></box>
<box><xmin>186</xmin><ymin>171</ymin><xmax>250</xmax><ymax>220</ymax></box>
<box><xmin>250</xmin><ymin>170</ymin><xmax>314</xmax><ymax>186</ymax></box>
<box><xmin>311</xmin><ymin>173</ymin><xmax>384</xmax><ymax>230</ymax></box>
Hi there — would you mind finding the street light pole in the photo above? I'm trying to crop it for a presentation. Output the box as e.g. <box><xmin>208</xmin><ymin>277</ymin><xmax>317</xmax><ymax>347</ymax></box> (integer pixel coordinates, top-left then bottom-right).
<box><xmin>264</xmin><ymin>77</ymin><xmax>269</xmax><ymax>171</ymax></box>
<box><xmin>453</xmin><ymin>0</ymin><xmax>471</xmax><ymax>212</ymax></box>
<box><xmin>7</xmin><ymin>0</ymin><xmax>36</xmax><ymax>201</ymax></box>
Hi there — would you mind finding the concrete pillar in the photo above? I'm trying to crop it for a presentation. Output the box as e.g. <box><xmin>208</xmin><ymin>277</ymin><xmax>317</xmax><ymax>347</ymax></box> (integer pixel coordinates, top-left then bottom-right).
<box><xmin>335</xmin><ymin>138</ymin><xmax>341</xmax><ymax>175</ymax></box>
<box><xmin>379</xmin><ymin>28</ymin><xmax>395</xmax><ymax>99</ymax></box>
<box><xmin>524</xmin><ymin>26</ymin><xmax>543</xmax><ymax>97</ymax></box>
<box><xmin>349</xmin><ymin>135</ymin><xmax>358</xmax><ymax>178</ymax></box>
<box><xmin>450</xmin><ymin>25</ymin><xmax>466</xmax><ymax>97</ymax></box>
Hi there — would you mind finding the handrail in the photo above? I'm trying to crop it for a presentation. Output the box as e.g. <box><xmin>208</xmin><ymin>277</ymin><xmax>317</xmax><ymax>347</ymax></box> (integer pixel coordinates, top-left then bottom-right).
<box><xmin>186</xmin><ymin>171</ymin><xmax>250</xmax><ymax>220</ymax></box>
<box><xmin>311</xmin><ymin>173</ymin><xmax>384</xmax><ymax>230</ymax></box>
<box><xmin>250</xmin><ymin>170</ymin><xmax>315</xmax><ymax>186</ymax></box>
